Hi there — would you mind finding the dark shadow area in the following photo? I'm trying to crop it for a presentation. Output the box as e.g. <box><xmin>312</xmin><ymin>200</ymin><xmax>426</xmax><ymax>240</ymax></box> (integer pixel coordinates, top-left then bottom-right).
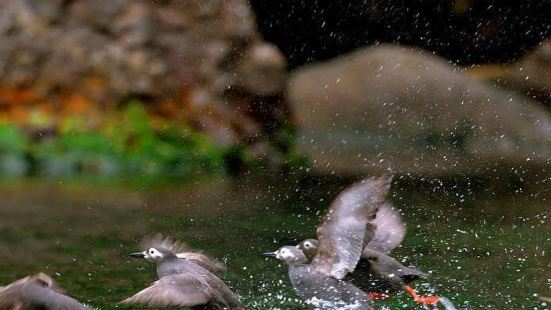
<box><xmin>250</xmin><ymin>0</ymin><xmax>551</xmax><ymax>68</ymax></box>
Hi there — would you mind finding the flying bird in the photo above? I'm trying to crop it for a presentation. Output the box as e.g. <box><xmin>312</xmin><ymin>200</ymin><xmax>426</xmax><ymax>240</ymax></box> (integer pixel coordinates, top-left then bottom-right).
<box><xmin>264</xmin><ymin>176</ymin><xmax>394</xmax><ymax>309</ymax></box>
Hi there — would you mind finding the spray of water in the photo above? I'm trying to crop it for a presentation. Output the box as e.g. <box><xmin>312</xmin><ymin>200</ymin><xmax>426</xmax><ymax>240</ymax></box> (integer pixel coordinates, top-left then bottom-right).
<box><xmin>438</xmin><ymin>296</ymin><xmax>458</xmax><ymax>310</ymax></box>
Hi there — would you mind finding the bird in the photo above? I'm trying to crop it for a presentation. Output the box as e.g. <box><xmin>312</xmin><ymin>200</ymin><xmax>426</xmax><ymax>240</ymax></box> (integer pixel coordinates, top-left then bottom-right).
<box><xmin>297</xmin><ymin>202</ymin><xmax>406</xmax><ymax>262</ymax></box>
<box><xmin>0</xmin><ymin>272</ymin><xmax>91</xmax><ymax>310</ymax></box>
<box><xmin>296</xmin><ymin>177</ymin><xmax>440</xmax><ymax>306</ymax></box>
<box><xmin>123</xmin><ymin>235</ymin><xmax>245</xmax><ymax>309</ymax></box>
<box><xmin>264</xmin><ymin>175</ymin><xmax>394</xmax><ymax>309</ymax></box>
<box><xmin>141</xmin><ymin>234</ymin><xmax>226</xmax><ymax>275</ymax></box>
<box><xmin>264</xmin><ymin>246</ymin><xmax>372</xmax><ymax>309</ymax></box>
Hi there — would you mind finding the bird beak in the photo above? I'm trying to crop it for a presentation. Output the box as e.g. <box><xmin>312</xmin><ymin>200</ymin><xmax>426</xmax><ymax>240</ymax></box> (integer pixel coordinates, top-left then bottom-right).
<box><xmin>130</xmin><ymin>251</ymin><xmax>146</xmax><ymax>258</ymax></box>
<box><xmin>262</xmin><ymin>251</ymin><xmax>278</xmax><ymax>258</ymax></box>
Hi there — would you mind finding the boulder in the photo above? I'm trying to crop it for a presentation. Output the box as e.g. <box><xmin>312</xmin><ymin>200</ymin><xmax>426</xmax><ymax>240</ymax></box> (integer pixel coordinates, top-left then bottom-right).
<box><xmin>287</xmin><ymin>44</ymin><xmax>551</xmax><ymax>177</ymax></box>
<box><xmin>500</xmin><ymin>40</ymin><xmax>551</xmax><ymax>105</ymax></box>
<box><xmin>0</xmin><ymin>0</ymin><xmax>288</xmax><ymax>147</ymax></box>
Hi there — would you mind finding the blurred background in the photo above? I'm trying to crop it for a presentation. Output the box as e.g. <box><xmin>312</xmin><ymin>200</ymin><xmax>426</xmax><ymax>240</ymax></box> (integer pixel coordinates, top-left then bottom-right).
<box><xmin>0</xmin><ymin>0</ymin><xmax>550</xmax><ymax>309</ymax></box>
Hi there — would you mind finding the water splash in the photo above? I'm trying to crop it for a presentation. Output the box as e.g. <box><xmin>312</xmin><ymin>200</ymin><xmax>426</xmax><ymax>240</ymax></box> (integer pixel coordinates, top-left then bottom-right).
<box><xmin>438</xmin><ymin>296</ymin><xmax>458</xmax><ymax>310</ymax></box>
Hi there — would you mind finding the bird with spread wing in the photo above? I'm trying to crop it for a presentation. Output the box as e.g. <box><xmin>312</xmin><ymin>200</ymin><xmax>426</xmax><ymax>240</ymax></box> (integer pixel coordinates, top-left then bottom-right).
<box><xmin>124</xmin><ymin>235</ymin><xmax>244</xmax><ymax>309</ymax></box>
<box><xmin>265</xmin><ymin>175</ymin><xmax>446</xmax><ymax>309</ymax></box>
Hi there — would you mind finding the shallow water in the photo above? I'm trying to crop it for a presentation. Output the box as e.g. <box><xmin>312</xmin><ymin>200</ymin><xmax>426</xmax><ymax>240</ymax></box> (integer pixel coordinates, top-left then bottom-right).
<box><xmin>0</xmin><ymin>176</ymin><xmax>549</xmax><ymax>309</ymax></box>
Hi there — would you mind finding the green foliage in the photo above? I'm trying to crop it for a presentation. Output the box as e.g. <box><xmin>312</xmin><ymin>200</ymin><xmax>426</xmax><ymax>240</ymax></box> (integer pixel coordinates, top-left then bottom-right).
<box><xmin>270</xmin><ymin>124</ymin><xmax>310</xmax><ymax>171</ymax></box>
<box><xmin>0</xmin><ymin>123</ymin><xmax>30</xmax><ymax>177</ymax></box>
<box><xmin>0</xmin><ymin>123</ymin><xmax>28</xmax><ymax>155</ymax></box>
<box><xmin>0</xmin><ymin>103</ymin><xmax>230</xmax><ymax>181</ymax></box>
<box><xmin>270</xmin><ymin>123</ymin><xmax>296</xmax><ymax>154</ymax></box>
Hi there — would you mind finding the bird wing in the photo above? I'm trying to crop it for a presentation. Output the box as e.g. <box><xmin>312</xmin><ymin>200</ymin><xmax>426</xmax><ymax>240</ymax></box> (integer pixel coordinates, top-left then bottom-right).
<box><xmin>140</xmin><ymin>234</ymin><xmax>189</xmax><ymax>254</ymax></box>
<box><xmin>365</xmin><ymin>203</ymin><xmax>405</xmax><ymax>254</ymax></box>
<box><xmin>38</xmin><ymin>287</ymin><xmax>92</xmax><ymax>310</ymax></box>
<box><xmin>311</xmin><ymin>175</ymin><xmax>392</xmax><ymax>279</ymax></box>
<box><xmin>122</xmin><ymin>273</ymin><xmax>212</xmax><ymax>307</ymax></box>
<box><xmin>176</xmin><ymin>252</ymin><xmax>226</xmax><ymax>275</ymax></box>
<box><xmin>0</xmin><ymin>275</ymin><xmax>90</xmax><ymax>310</ymax></box>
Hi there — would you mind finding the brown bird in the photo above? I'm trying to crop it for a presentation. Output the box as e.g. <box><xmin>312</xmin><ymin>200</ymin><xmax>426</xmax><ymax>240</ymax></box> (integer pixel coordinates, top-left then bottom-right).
<box><xmin>123</xmin><ymin>235</ymin><xmax>244</xmax><ymax>309</ymax></box>
<box><xmin>296</xmin><ymin>176</ymin><xmax>440</xmax><ymax>305</ymax></box>
<box><xmin>0</xmin><ymin>273</ymin><xmax>91</xmax><ymax>310</ymax></box>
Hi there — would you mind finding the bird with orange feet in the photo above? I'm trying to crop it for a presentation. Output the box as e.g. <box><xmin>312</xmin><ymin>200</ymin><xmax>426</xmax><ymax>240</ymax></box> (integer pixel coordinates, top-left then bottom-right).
<box><xmin>295</xmin><ymin>175</ymin><xmax>457</xmax><ymax>309</ymax></box>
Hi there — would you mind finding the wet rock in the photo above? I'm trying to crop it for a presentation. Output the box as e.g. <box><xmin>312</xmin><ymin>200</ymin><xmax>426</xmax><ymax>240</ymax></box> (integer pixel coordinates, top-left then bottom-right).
<box><xmin>235</xmin><ymin>43</ymin><xmax>287</xmax><ymax>96</ymax></box>
<box><xmin>288</xmin><ymin>44</ymin><xmax>551</xmax><ymax>177</ymax></box>
<box><xmin>112</xmin><ymin>2</ymin><xmax>154</xmax><ymax>46</ymax></box>
<box><xmin>0</xmin><ymin>0</ymin><xmax>288</xmax><ymax>148</ymax></box>
<box><xmin>500</xmin><ymin>40</ymin><xmax>551</xmax><ymax>105</ymax></box>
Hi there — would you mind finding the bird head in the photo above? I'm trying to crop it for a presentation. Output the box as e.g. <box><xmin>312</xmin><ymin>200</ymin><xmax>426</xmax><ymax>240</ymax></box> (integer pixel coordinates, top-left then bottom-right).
<box><xmin>296</xmin><ymin>239</ymin><xmax>319</xmax><ymax>261</ymax></box>
<box><xmin>130</xmin><ymin>247</ymin><xmax>174</xmax><ymax>263</ymax></box>
<box><xmin>263</xmin><ymin>246</ymin><xmax>308</xmax><ymax>266</ymax></box>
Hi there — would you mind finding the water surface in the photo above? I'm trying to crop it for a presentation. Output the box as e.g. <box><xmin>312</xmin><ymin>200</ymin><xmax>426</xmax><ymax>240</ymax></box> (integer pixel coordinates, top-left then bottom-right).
<box><xmin>0</xmin><ymin>176</ymin><xmax>549</xmax><ymax>309</ymax></box>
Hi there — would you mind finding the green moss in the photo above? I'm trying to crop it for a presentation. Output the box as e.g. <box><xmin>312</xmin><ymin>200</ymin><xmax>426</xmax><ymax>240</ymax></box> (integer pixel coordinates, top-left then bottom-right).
<box><xmin>0</xmin><ymin>103</ymin><xmax>237</xmax><ymax>182</ymax></box>
<box><xmin>0</xmin><ymin>123</ymin><xmax>28</xmax><ymax>154</ymax></box>
<box><xmin>0</xmin><ymin>124</ymin><xmax>30</xmax><ymax>177</ymax></box>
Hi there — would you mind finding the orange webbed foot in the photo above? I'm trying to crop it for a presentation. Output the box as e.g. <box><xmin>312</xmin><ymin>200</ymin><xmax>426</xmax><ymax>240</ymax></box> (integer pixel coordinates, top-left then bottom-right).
<box><xmin>404</xmin><ymin>285</ymin><xmax>440</xmax><ymax>305</ymax></box>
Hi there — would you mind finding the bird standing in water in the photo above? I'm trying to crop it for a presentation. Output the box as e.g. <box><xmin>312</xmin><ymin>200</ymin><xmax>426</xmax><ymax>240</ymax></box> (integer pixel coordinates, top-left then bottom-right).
<box><xmin>124</xmin><ymin>235</ymin><xmax>244</xmax><ymax>309</ymax></box>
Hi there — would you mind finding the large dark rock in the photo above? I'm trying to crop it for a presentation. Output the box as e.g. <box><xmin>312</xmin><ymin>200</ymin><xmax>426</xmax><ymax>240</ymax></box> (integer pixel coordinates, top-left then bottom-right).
<box><xmin>0</xmin><ymin>0</ymin><xmax>287</xmax><ymax>146</ymax></box>
<box><xmin>251</xmin><ymin>0</ymin><xmax>551</xmax><ymax>68</ymax></box>
<box><xmin>288</xmin><ymin>45</ymin><xmax>551</xmax><ymax>177</ymax></box>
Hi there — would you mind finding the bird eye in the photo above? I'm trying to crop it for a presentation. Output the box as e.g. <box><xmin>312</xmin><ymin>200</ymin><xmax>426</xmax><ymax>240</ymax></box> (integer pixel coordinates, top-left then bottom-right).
<box><xmin>150</xmin><ymin>250</ymin><xmax>155</xmax><ymax>254</ymax></box>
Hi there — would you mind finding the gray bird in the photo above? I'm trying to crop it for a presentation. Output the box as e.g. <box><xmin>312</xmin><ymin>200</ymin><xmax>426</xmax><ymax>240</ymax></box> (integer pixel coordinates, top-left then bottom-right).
<box><xmin>0</xmin><ymin>273</ymin><xmax>91</xmax><ymax>310</ymax></box>
<box><xmin>296</xmin><ymin>178</ymin><xmax>440</xmax><ymax>305</ymax></box>
<box><xmin>297</xmin><ymin>202</ymin><xmax>406</xmax><ymax>261</ymax></box>
<box><xmin>264</xmin><ymin>176</ymin><xmax>393</xmax><ymax>309</ymax></box>
<box><xmin>141</xmin><ymin>234</ymin><xmax>225</xmax><ymax>275</ymax></box>
<box><xmin>123</xmin><ymin>235</ymin><xmax>245</xmax><ymax>309</ymax></box>
<box><xmin>264</xmin><ymin>246</ymin><xmax>372</xmax><ymax>309</ymax></box>
<box><xmin>300</xmin><ymin>238</ymin><xmax>428</xmax><ymax>297</ymax></box>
